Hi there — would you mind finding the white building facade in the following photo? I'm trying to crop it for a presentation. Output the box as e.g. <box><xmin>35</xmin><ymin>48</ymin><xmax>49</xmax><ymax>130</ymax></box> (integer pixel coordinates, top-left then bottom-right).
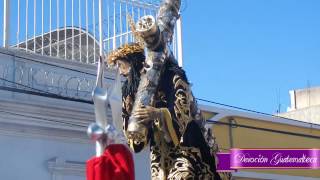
<box><xmin>0</xmin><ymin>48</ymin><xmax>151</xmax><ymax>180</ymax></box>
<box><xmin>0</xmin><ymin>0</ymin><xmax>179</xmax><ymax>179</ymax></box>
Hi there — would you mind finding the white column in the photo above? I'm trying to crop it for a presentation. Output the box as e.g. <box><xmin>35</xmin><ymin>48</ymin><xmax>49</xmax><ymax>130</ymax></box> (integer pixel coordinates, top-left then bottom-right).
<box><xmin>93</xmin><ymin>0</ymin><xmax>96</xmax><ymax>63</ymax></box>
<box><xmin>86</xmin><ymin>0</ymin><xmax>89</xmax><ymax>63</ymax></box>
<box><xmin>113</xmin><ymin>0</ymin><xmax>116</xmax><ymax>49</ymax></box>
<box><xmin>71</xmin><ymin>0</ymin><xmax>74</xmax><ymax>60</ymax></box>
<box><xmin>33</xmin><ymin>0</ymin><xmax>36</xmax><ymax>53</ymax></box>
<box><xmin>57</xmin><ymin>0</ymin><xmax>60</xmax><ymax>57</ymax></box>
<box><xmin>176</xmin><ymin>17</ymin><xmax>183</xmax><ymax>67</ymax></box>
<box><xmin>17</xmin><ymin>0</ymin><xmax>20</xmax><ymax>48</ymax></box>
<box><xmin>64</xmin><ymin>0</ymin><xmax>67</xmax><ymax>59</ymax></box>
<box><xmin>41</xmin><ymin>0</ymin><xmax>44</xmax><ymax>55</ymax></box>
<box><xmin>98</xmin><ymin>0</ymin><xmax>104</xmax><ymax>56</ymax></box>
<box><xmin>50</xmin><ymin>0</ymin><xmax>52</xmax><ymax>55</ymax></box>
<box><xmin>26</xmin><ymin>0</ymin><xmax>29</xmax><ymax>51</ymax></box>
<box><xmin>119</xmin><ymin>2</ymin><xmax>123</xmax><ymax>45</ymax></box>
<box><xmin>97</xmin><ymin>0</ymin><xmax>104</xmax><ymax>157</ymax></box>
<box><xmin>3</xmin><ymin>0</ymin><xmax>10</xmax><ymax>47</ymax></box>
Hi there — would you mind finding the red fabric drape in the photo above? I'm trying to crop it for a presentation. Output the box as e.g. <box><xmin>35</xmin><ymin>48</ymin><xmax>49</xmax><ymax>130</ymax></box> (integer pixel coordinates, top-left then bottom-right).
<box><xmin>86</xmin><ymin>144</ymin><xmax>135</xmax><ymax>180</ymax></box>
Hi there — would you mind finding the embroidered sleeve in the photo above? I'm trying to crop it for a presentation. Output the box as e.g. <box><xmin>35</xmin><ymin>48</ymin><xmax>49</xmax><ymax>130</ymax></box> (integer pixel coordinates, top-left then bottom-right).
<box><xmin>155</xmin><ymin>74</ymin><xmax>192</xmax><ymax>146</ymax></box>
<box><xmin>122</xmin><ymin>96</ymin><xmax>149</xmax><ymax>153</ymax></box>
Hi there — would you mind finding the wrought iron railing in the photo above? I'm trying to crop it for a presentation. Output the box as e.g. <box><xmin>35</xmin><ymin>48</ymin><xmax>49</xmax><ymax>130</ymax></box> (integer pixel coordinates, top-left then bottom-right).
<box><xmin>0</xmin><ymin>0</ymin><xmax>182</xmax><ymax>65</ymax></box>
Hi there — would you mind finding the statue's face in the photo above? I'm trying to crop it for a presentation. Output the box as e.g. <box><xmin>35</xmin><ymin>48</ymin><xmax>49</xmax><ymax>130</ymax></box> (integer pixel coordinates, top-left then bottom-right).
<box><xmin>117</xmin><ymin>59</ymin><xmax>131</xmax><ymax>77</ymax></box>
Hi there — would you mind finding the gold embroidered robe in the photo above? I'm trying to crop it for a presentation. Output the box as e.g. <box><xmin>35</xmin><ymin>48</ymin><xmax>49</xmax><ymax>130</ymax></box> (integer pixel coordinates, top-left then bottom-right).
<box><xmin>122</xmin><ymin>68</ymin><xmax>222</xmax><ymax>180</ymax></box>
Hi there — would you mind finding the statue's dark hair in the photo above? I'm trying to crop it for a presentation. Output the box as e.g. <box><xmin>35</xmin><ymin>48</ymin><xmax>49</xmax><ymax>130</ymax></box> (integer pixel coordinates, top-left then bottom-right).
<box><xmin>122</xmin><ymin>52</ymin><xmax>188</xmax><ymax>100</ymax></box>
<box><xmin>121</xmin><ymin>52</ymin><xmax>145</xmax><ymax>99</ymax></box>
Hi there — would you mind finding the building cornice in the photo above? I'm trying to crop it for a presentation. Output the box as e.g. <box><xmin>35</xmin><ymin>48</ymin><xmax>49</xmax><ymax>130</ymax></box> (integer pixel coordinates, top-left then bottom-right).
<box><xmin>0</xmin><ymin>121</ymin><xmax>91</xmax><ymax>144</ymax></box>
<box><xmin>200</xmin><ymin>104</ymin><xmax>320</xmax><ymax>130</ymax></box>
<box><xmin>47</xmin><ymin>157</ymin><xmax>85</xmax><ymax>177</ymax></box>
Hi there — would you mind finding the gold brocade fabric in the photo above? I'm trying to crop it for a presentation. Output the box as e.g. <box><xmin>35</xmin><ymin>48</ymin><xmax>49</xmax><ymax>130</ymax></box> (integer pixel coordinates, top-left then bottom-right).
<box><xmin>122</xmin><ymin>72</ymin><xmax>228</xmax><ymax>180</ymax></box>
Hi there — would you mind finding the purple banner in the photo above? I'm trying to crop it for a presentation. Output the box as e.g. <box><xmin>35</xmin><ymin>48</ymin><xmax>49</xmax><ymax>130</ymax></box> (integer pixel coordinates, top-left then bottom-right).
<box><xmin>217</xmin><ymin>149</ymin><xmax>320</xmax><ymax>171</ymax></box>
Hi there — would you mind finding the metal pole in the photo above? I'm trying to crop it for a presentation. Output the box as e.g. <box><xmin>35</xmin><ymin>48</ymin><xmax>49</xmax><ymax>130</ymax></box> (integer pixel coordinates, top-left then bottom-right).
<box><xmin>143</xmin><ymin>6</ymin><xmax>146</xmax><ymax>16</ymax></box>
<box><xmin>17</xmin><ymin>0</ymin><xmax>20</xmax><ymax>48</ymax></box>
<box><xmin>42</xmin><ymin>0</ymin><xmax>44</xmax><ymax>55</ymax></box>
<box><xmin>130</xmin><ymin>0</ymin><xmax>134</xmax><ymax>42</ymax></box>
<box><xmin>50</xmin><ymin>0</ymin><xmax>52</xmax><ymax>56</ymax></box>
<box><xmin>97</xmin><ymin>0</ymin><xmax>104</xmax><ymax>157</ymax></box>
<box><xmin>71</xmin><ymin>0</ymin><xmax>74</xmax><ymax>60</ymax></box>
<box><xmin>93</xmin><ymin>0</ymin><xmax>96</xmax><ymax>63</ymax></box>
<box><xmin>113</xmin><ymin>0</ymin><xmax>116</xmax><ymax>50</ymax></box>
<box><xmin>98</xmin><ymin>0</ymin><xmax>103</xmax><ymax>56</ymax></box>
<box><xmin>176</xmin><ymin>17</ymin><xmax>183</xmax><ymax>67</ymax></box>
<box><xmin>79</xmin><ymin>0</ymin><xmax>82</xmax><ymax>62</ymax></box>
<box><xmin>26</xmin><ymin>0</ymin><xmax>29</xmax><ymax>51</ymax></box>
<box><xmin>3</xmin><ymin>0</ymin><xmax>10</xmax><ymax>47</ymax></box>
<box><xmin>86</xmin><ymin>0</ymin><xmax>89</xmax><ymax>63</ymax></box>
<box><xmin>57</xmin><ymin>0</ymin><xmax>60</xmax><ymax>57</ymax></box>
<box><xmin>228</xmin><ymin>118</ymin><xmax>234</xmax><ymax>148</ymax></box>
<box><xmin>64</xmin><ymin>0</ymin><xmax>67</xmax><ymax>59</ymax></box>
<box><xmin>34</xmin><ymin>0</ymin><xmax>36</xmax><ymax>53</ymax></box>
<box><xmin>119</xmin><ymin>2</ymin><xmax>123</xmax><ymax>45</ymax></box>
<box><xmin>173</xmin><ymin>26</ymin><xmax>176</xmax><ymax>57</ymax></box>
<box><xmin>125</xmin><ymin>0</ymin><xmax>128</xmax><ymax>43</ymax></box>
<box><xmin>107</xmin><ymin>0</ymin><xmax>110</xmax><ymax>51</ymax></box>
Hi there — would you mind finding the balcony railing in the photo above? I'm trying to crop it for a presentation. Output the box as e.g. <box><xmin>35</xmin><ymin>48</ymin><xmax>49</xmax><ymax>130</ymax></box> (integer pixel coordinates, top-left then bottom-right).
<box><xmin>1</xmin><ymin>0</ymin><xmax>182</xmax><ymax>65</ymax></box>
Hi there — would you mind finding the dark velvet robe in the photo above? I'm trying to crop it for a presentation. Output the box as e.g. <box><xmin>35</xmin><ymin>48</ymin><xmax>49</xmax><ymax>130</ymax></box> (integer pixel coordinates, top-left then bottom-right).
<box><xmin>122</xmin><ymin>62</ymin><xmax>223</xmax><ymax>180</ymax></box>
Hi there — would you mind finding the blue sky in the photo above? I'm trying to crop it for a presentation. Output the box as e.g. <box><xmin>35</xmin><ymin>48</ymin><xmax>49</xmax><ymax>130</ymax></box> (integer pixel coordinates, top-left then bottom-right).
<box><xmin>182</xmin><ymin>0</ymin><xmax>320</xmax><ymax>114</ymax></box>
<box><xmin>0</xmin><ymin>0</ymin><xmax>319</xmax><ymax>114</ymax></box>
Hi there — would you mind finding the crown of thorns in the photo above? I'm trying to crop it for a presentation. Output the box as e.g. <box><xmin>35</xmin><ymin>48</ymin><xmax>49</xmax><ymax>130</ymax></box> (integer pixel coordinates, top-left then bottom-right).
<box><xmin>106</xmin><ymin>14</ymin><xmax>146</xmax><ymax>65</ymax></box>
<box><xmin>106</xmin><ymin>43</ymin><xmax>144</xmax><ymax>65</ymax></box>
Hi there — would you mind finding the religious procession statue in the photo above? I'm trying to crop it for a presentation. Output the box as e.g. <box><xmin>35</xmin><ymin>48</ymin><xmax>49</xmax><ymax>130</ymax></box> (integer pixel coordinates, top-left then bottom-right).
<box><xmin>104</xmin><ymin>0</ymin><xmax>232</xmax><ymax>179</ymax></box>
